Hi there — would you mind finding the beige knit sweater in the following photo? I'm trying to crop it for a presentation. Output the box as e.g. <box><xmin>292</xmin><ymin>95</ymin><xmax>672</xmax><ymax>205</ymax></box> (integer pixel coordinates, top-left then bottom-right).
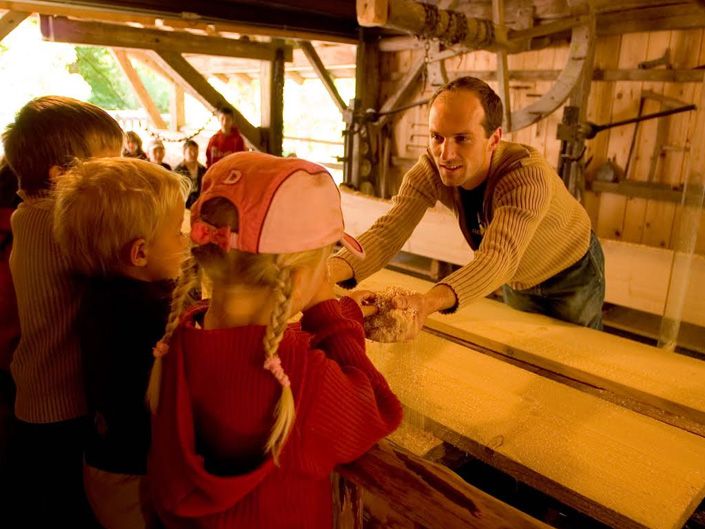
<box><xmin>10</xmin><ymin>194</ymin><xmax>86</xmax><ymax>422</ymax></box>
<box><xmin>336</xmin><ymin>141</ymin><xmax>592</xmax><ymax>311</ymax></box>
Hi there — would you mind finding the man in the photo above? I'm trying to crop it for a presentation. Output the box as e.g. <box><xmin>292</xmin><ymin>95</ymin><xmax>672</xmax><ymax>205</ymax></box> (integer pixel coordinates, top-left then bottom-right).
<box><xmin>329</xmin><ymin>76</ymin><xmax>604</xmax><ymax>337</ymax></box>
<box><xmin>206</xmin><ymin>107</ymin><xmax>246</xmax><ymax>168</ymax></box>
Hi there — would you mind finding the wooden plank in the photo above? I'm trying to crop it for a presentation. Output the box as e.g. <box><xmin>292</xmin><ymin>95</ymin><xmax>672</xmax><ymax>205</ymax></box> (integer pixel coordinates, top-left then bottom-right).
<box><xmin>492</xmin><ymin>0</ymin><xmax>512</xmax><ymax>131</ymax></box>
<box><xmin>39</xmin><ymin>15</ymin><xmax>292</xmax><ymax>62</ymax></box>
<box><xmin>355</xmin><ymin>276</ymin><xmax>705</xmax><ymax>529</ymax></box>
<box><xmin>149</xmin><ymin>51</ymin><xmax>263</xmax><ymax>150</ymax></box>
<box><xmin>0</xmin><ymin>9</ymin><xmax>26</xmax><ymax>41</ymax></box>
<box><xmin>0</xmin><ymin>1</ymin><xmax>358</xmax><ymax>44</ymax></box>
<box><xmin>596</xmin><ymin>3</ymin><xmax>705</xmax><ymax>36</ymax></box>
<box><xmin>338</xmin><ymin>441</ymin><xmax>552</xmax><ymax>529</ymax></box>
<box><xmin>298</xmin><ymin>41</ymin><xmax>347</xmax><ymax>114</ymax></box>
<box><xmin>360</xmin><ymin>269</ymin><xmax>705</xmax><ymax>432</ymax></box>
<box><xmin>111</xmin><ymin>49</ymin><xmax>167</xmax><ymax>130</ymax></box>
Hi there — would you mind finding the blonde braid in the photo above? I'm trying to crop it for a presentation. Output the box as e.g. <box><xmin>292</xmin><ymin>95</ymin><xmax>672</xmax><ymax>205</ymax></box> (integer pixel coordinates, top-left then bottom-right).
<box><xmin>263</xmin><ymin>256</ymin><xmax>296</xmax><ymax>465</ymax></box>
<box><xmin>146</xmin><ymin>254</ymin><xmax>200</xmax><ymax>412</ymax></box>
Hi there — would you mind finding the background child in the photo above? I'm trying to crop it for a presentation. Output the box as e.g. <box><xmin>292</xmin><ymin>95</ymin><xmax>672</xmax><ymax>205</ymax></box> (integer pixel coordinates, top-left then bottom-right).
<box><xmin>205</xmin><ymin>107</ymin><xmax>246</xmax><ymax>168</ymax></box>
<box><xmin>147</xmin><ymin>152</ymin><xmax>402</xmax><ymax>529</ymax></box>
<box><xmin>123</xmin><ymin>130</ymin><xmax>148</xmax><ymax>160</ymax></box>
<box><xmin>173</xmin><ymin>139</ymin><xmax>206</xmax><ymax>208</ymax></box>
<box><xmin>2</xmin><ymin>95</ymin><xmax>124</xmax><ymax>527</ymax></box>
<box><xmin>54</xmin><ymin>158</ymin><xmax>189</xmax><ymax>529</ymax></box>
<box><xmin>147</xmin><ymin>139</ymin><xmax>172</xmax><ymax>170</ymax></box>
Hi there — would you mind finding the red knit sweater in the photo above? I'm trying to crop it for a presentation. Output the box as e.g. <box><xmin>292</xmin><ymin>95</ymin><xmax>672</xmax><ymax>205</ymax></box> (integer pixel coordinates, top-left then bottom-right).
<box><xmin>205</xmin><ymin>128</ymin><xmax>246</xmax><ymax>167</ymax></box>
<box><xmin>149</xmin><ymin>297</ymin><xmax>402</xmax><ymax>529</ymax></box>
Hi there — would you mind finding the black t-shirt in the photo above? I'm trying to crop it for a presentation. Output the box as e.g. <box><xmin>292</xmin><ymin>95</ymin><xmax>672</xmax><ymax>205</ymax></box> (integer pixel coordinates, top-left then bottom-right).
<box><xmin>458</xmin><ymin>181</ymin><xmax>488</xmax><ymax>250</ymax></box>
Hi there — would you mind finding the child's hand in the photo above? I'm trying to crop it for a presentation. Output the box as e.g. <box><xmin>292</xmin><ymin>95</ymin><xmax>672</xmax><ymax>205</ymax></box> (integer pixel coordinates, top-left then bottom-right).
<box><xmin>346</xmin><ymin>289</ymin><xmax>378</xmax><ymax>317</ymax></box>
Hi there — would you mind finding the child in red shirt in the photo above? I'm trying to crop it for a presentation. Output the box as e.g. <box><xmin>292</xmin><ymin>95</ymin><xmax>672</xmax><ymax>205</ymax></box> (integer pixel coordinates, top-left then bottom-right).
<box><xmin>147</xmin><ymin>152</ymin><xmax>402</xmax><ymax>529</ymax></box>
<box><xmin>205</xmin><ymin>107</ymin><xmax>245</xmax><ymax>167</ymax></box>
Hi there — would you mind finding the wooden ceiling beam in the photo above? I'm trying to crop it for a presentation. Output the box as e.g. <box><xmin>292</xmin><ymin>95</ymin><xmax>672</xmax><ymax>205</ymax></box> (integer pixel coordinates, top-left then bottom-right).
<box><xmin>0</xmin><ymin>9</ymin><xmax>27</xmax><ymax>40</ymax></box>
<box><xmin>0</xmin><ymin>1</ymin><xmax>357</xmax><ymax>44</ymax></box>
<box><xmin>39</xmin><ymin>15</ymin><xmax>293</xmax><ymax>62</ymax></box>
<box><xmin>111</xmin><ymin>49</ymin><xmax>167</xmax><ymax>129</ymax></box>
<box><xmin>149</xmin><ymin>50</ymin><xmax>263</xmax><ymax>150</ymax></box>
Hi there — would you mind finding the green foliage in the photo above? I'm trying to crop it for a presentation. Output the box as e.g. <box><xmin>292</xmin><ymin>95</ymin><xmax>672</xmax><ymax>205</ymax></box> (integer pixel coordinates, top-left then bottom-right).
<box><xmin>72</xmin><ymin>46</ymin><xmax>170</xmax><ymax>112</ymax></box>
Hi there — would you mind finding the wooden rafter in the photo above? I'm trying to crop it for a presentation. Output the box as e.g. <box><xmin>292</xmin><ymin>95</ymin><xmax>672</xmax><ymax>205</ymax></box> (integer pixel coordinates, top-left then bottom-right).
<box><xmin>149</xmin><ymin>50</ymin><xmax>263</xmax><ymax>150</ymax></box>
<box><xmin>260</xmin><ymin>40</ymin><xmax>286</xmax><ymax>155</ymax></box>
<box><xmin>298</xmin><ymin>41</ymin><xmax>347</xmax><ymax>114</ymax></box>
<box><xmin>39</xmin><ymin>15</ymin><xmax>293</xmax><ymax>62</ymax></box>
<box><xmin>0</xmin><ymin>9</ymin><xmax>27</xmax><ymax>40</ymax></box>
<box><xmin>111</xmin><ymin>49</ymin><xmax>167</xmax><ymax>130</ymax></box>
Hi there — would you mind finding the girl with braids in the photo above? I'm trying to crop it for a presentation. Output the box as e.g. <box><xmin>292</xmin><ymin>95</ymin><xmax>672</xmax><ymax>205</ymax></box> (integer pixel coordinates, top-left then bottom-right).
<box><xmin>54</xmin><ymin>158</ymin><xmax>189</xmax><ymax>529</ymax></box>
<box><xmin>147</xmin><ymin>152</ymin><xmax>402</xmax><ymax>529</ymax></box>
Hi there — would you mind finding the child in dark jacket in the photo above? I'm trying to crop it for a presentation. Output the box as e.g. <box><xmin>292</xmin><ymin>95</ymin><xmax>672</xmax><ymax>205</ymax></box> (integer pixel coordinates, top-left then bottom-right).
<box><xmin>147</xmin><ymin>152</ymin><xmax>402</xmax><ymax>529</ymax></box>
<box><xmin>54</xmin><ymin>158</ymin><xmax>189</xmax><ymax>529</ymax></box>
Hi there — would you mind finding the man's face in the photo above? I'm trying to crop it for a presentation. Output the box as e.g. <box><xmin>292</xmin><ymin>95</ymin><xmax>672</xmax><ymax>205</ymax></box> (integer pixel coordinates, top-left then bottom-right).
<box><xmin>428</xmin><ymin>90</ymin><xmax>501</xmax><ymax>190</ymax></box>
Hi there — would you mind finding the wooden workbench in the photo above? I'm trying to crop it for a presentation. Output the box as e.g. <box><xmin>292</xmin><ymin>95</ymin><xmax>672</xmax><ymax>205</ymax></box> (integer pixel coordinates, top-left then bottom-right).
<box><xmin>357</xmin><ymin>269</ymin><xmax>705</xmax><ymax>529</ymax></box>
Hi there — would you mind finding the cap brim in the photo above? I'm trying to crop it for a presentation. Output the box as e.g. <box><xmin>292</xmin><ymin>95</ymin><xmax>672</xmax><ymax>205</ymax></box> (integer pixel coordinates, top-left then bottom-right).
<box><xmin>341</xmin><ymin>232</ymin><xmax>365</xmax><ymax>259</ymax></box>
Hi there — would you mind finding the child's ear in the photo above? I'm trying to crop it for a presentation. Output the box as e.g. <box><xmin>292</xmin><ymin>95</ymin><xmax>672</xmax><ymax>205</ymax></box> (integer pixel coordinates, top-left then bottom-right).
<box><xmin>127</xmin><ymin>238</ymin><xmax>149</xmax><ymax>267</ymax></box>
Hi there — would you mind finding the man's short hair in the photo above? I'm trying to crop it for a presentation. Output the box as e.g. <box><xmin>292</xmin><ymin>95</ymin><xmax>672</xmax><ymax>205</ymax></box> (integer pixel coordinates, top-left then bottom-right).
<box><xmin>218</xmin><ymin>107</ymin><xmax>234</xmax><ymax>117</ymax></box>
<box><xmin>2</xmin><ymin>96</ymin><xmax>124</xmax><ymax>196</ymax></box>
<box><xmin>53</xmin><ymin>157</ymin><xmax>189</xmax><ymax>277</ymax></box>
<box><xmin>183</xmin><ymin>139</ymin><xmax>198</xmax><ymax>150</ymax></box>
<box><xmin>429</xmin><ymin>77</ymin><xmax>503</xmax><ymax>137</ymax></box>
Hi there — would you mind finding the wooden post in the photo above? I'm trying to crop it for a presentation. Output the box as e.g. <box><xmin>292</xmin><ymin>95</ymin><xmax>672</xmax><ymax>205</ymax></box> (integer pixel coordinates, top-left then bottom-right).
<box><xmin>111</xmin><ymin>49</ymin><xmax>167</xmax><ymax>130</ymax></box>
<box><xmin>169</xmin><ymin>83</ymin><xmax>185</xmax><ymax>132</ymax></box>
<box><xmin>492</xmin><ymin>0</ymin><xmax>512</xmax><ymax>131</ymax></box>
<box><xmin>260</xmin><ymin>39</ymin><xmax>285</xmax><ymax>155</ymax></box>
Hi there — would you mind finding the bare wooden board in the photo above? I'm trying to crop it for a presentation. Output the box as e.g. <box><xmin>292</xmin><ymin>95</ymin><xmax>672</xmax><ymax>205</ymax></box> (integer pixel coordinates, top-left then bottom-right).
<box><xmin>362</xmin><ymin>324</ymin><xmax>705</xmax><ymax>529</ymax></box>
<box><xmin>358</xmin><ymin>269</ymin><xmax>705</xmax><ymax>434</ymax></box>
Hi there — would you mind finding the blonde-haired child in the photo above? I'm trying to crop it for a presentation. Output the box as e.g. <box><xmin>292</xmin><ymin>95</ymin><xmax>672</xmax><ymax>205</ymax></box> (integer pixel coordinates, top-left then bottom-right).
<box><xmin>3</xmin><ymin>95</ymin><xmax>124</xmax><ymax>526</ymax></box>
<box><xmin>147</xmin><ymin>152</ymin><xmax>402</xmax><ymax>529</ymax></box>
<box><xmin>54</xmin><ymin>157</ymin><xmax>189</xmax><ymax>529</ymax></box>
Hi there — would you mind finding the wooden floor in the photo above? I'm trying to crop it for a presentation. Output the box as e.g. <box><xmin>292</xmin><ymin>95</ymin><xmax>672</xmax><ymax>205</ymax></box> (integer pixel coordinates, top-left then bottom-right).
<box><xmin>358</xmin><ymin>269</ymin><xmax>705</xmax><ymax>529</ymax></box>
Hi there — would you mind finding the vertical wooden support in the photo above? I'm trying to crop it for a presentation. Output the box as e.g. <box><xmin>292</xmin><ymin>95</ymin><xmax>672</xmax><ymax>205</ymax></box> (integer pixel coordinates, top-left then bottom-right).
<box><xmin>112</xmin><ymin>49</ymin><xmax>167</xmax><ymax>129</ymax></box>
<box><xmin>260</xmin><ymin>38</ymin><xmax>285</xmax><ymax>155</ymax></box>
<box><xmin>169</xmin><ymin>83</ymin><xmax>185</xmax><ymax>132</ymax></box>
<box><xmin>492</xmin><ymin>0</ymin><xmax>512</xmax><ymax>131</ymax></box>
<box><xmin>345</xmin><ymin>29</ymin><xmax>380</xmax><ymax>189</ymax></box>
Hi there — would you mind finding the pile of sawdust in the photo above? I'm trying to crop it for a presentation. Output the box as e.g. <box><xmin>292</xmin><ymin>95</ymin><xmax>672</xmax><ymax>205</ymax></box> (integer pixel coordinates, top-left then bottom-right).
<box><xmin>364</xmin><ymin>286</ymin><xmax>418</xmax><ymax>343</ymax></box>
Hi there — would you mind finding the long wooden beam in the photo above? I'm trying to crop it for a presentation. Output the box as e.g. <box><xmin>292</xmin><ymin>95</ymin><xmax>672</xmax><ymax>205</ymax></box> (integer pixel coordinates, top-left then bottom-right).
<box><xmin>111</xmin><ymin>49</ymin><xmax>167</xmax><ymax>130</ymax></box>
<box><xmin>299</xmin><ymin>41</ymin><xmax>347</xmax><ymax>114</ymax></box>
<box><xmin>338</xmin><ymin>441</ymin><xmax>551</xmax><ymax>529</ymax></box>
<box><xmin>0</xmin><ymin>9</ymin><xmax>27</xmax><ymax>40</ymax></box>
<box><xmin>149</xmin><ymin>50</ymin><xmax>263</xmax><ymax>150</ymax></box>
<box><xmin>39</xmin><ymin>15</ymin><xmax>293</xmax><ymax>62</ymax></box>
<box><xmin>0</xmin><ymin>1</ymin><xmax>357</xmax><ymax>44</ymax></box>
